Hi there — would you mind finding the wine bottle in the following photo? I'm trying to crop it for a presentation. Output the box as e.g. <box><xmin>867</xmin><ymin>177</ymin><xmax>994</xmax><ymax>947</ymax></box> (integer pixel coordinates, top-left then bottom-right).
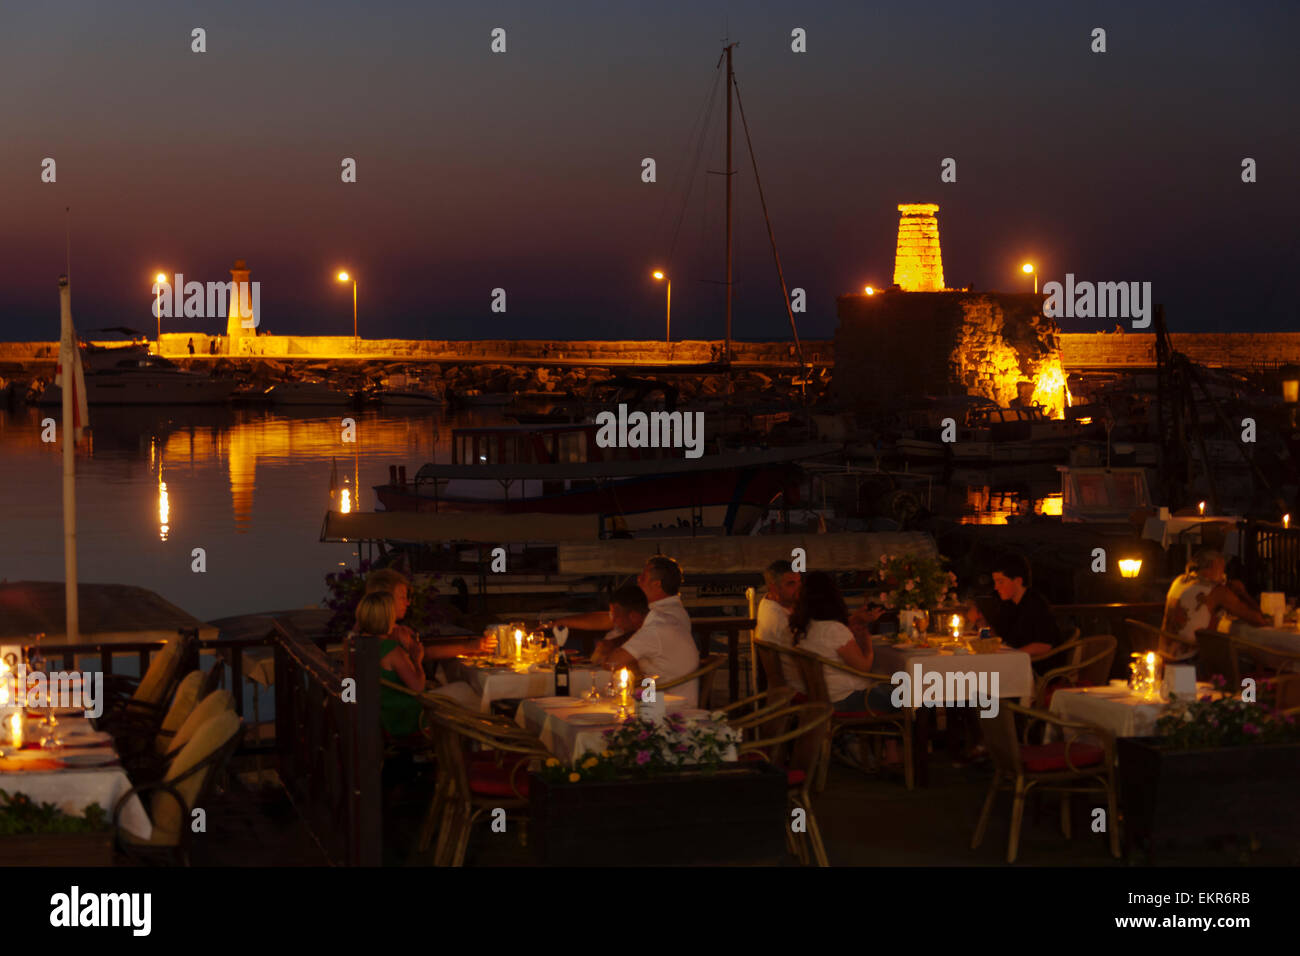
<box><xmin>555</xmin><ymin>650</ymin><xmax>570</xmax><ymax>696</ymax></box>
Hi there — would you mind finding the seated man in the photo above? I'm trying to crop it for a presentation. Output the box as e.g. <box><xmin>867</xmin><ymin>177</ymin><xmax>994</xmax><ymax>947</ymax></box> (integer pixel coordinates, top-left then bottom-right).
<box><xmin>983</xmin><ymin>554</ymin><xmax>1064</xmax><ymax>664</ymax></box>
<box><xmin>755</xmin><ymin>559</ymin><xmax>804</xmax><ymax>692</ymax></box>
<box><xmin>605</xmin><ymin>556</ymin><xmax>701</xmax><ymax>707</ymax></box>
<box><xmin>1163</xmin><ymin>548</ymin><xmax>1269</xmax><ymax>658</ymax></box>
<box><xmin>549</xmin><ymin>581</ymin><xmax>648</xmax><ymax>663</ymax></box>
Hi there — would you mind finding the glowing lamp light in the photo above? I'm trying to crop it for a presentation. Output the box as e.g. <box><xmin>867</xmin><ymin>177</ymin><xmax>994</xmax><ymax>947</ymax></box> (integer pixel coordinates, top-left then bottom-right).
<box><xmin>340</xmin><ymin>487</ymin><xmax>352</xmax><ymax>514</ymax></box>
<box><xmin>513</xmin><ymin>629</ymin><xmax>523</xmax><ymax>661</ymax></box>
<box><xmin>1281</xmin><ymin>365</ymin><xmax>1300</xmax><ymax>404</ymax></box>
<box><xmin>336</xmin><ymin>271</ymin><xmax>349</xmax><ymax>282</ymax></box>
<box><xmin>1118</xmin><ymin>558</ymin><xmax>1142</xmax><ymax>579</ymax></box>
<box><xmin>1021</xmin><ymin>263</ymin><xmax>1034</xmax><ymax>274</ymax></box>
<box><xmin>1285</xmin><ymin>514</ymin><xmax>1292</xmax><ymax>530</ymax></box>
<box><xmin>1198</xmin><ymin>501</ymin><xmax>1207</xmax><ymax>516</ymax></box>
<box><xmin>158</xmin><ymin>479</ymin><xmax>169</xmax><ymax>542</ymax></box>
<box><xmin>864</xmin><ymin>286</ymin><xmax>875</xmax><ymax>295</ymax></box>
<box><xmin>8</xmin><ymin>712</ymin><xmax>22</xmax><ymax>749</ymax></box>
<box><xmin>154</xmin><ymin>273</ymin><xmax>166</xmax><ymax>284</ymax></box>
<box><xmin>652</xmin><ymin>271</ymin><xmax>665</xmax><ymax>281</ymax></box>
<box><xmin>950</xmin><ymin>614</ymin><xmax>962</xmax><ymax>639</ymax></box>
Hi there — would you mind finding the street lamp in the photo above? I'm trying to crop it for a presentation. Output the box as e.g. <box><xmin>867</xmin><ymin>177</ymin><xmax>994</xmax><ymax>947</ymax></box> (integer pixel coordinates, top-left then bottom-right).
<box><xmin>154</xmin><ymin>272</ymin><xmax>166</xmax><ymax>353</ymax></box>
<box><xmin>652</xmin><ymin>270</ymin><xmax>670</xmax><ymax>343</ymax></box>
<box><xmin>1022</xmin><ymin>262</ymin><xmax>1037</xmax><ymax>294</ymax></box>
<box><xmin>337</xmin><ymin>271</ymin><xmax>357</xmax><ymax>350</ymax></box>
<box><xmin>863</xmin><ymin>286</ymin><xmax>875</xmax><ymax>295</ymax></box>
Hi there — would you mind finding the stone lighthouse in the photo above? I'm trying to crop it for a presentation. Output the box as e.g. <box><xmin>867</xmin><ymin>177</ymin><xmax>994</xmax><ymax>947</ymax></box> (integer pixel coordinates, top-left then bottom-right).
<box><xmin>224</xmin><ymin>258</ymin><xmax>255</xmax><ymax>354</ymax></box>
<box><xmin>893</xmin><ymin>203</ymin><xmax>946</xmax><ymax>292</ymax></box>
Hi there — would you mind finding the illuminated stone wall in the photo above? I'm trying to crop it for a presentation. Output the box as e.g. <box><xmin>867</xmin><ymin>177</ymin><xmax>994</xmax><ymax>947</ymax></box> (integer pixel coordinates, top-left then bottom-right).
<box><xmin>893</xmin><ymin>203</ymin><xmax>946</xmax><ymax>292</ymax></box>
<box><xmin>834</xmin><ymin>291</ymin><xmax>1067</xmax><ymax>415</ymax></box>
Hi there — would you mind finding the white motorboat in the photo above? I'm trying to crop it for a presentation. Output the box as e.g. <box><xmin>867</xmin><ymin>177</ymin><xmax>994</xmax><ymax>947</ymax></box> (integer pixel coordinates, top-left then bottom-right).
<box><xmin>264</xmin><ymin>380</ymin><xmax>358</xmax><ymax>406</ymax></box>
<box><xmin>35</xmin><ymin>353</ymin><xmax>238</xmax><ymax>405</ymax></box>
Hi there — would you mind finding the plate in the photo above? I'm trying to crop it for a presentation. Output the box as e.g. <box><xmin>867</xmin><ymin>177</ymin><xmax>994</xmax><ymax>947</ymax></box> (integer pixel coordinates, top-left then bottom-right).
<box><xmin>55</xmin><ymin>754</ymin><xmax>120</xmax><ymax>768</ymax></box>
<box><xmin>567</xmin><ymin>713</ymin><xmax>618</xmax><ymax>726</ymax></box>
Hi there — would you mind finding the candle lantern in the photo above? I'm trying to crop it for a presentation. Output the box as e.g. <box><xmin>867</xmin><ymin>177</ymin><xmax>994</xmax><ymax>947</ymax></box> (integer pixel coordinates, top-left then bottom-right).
<box><xmin>1118</xmin><ymin>558</ymin><xmax>1142</xmax><ymax>579</ymax></box>
<box><xmin>8</xmin><ymin>711</ymin><xmax>22</xmax><ymax>749</ymax></box>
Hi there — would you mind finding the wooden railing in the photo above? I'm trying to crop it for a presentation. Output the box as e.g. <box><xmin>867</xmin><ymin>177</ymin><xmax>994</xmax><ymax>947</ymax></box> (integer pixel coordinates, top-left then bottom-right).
<box><xmin>272</xmin><ymin>620</ymin><xmax>381</xmax><ymax>867</ymax></box>
<box><xmin>1241</xmin><ymin>522</ymin><xmax>1300</xmax><ymax>595</ymax></box>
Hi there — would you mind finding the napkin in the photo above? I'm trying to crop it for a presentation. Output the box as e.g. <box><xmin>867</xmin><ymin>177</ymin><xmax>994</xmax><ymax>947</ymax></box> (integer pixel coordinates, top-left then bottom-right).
<box><xmin>553</xmin><ymin>625</ymin><xmax>569</xmax><ymax>648</ymax></box>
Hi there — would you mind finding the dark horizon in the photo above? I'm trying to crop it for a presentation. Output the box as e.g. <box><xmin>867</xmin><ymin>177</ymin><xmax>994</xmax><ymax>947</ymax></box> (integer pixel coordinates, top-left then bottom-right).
<box><xmin>3</xmin><ymin>0</ymin><xmax>1297</xmax><ymax>343</ymax></box>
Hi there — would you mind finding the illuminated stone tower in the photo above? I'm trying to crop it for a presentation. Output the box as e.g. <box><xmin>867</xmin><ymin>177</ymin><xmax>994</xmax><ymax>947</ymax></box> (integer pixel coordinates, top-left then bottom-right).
<box><xmin>224</xmin><ymin>258</ymin><xmax>254</xmax><ymax>353</ymax></box>
<box><xmin>893</xmin><ymin>203</ymin><xmax>946</xmax><ymax>292</ymax></box>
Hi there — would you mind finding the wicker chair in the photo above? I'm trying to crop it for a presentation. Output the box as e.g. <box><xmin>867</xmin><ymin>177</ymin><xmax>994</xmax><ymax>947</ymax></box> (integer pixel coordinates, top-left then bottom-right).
<box><xmin>657</xmin><ymin>653</ymin><xmax>727</xmax><ymax>709</ymax></box>
<box><xmin>1272</xmin><ymin>674</ymin><xmax>1300</xmax><ymax>715</ymax></box>
<box><xmin>426</xmin><ymin>713</ymin><xmax>550</xmax><ymax>866</ymax></box>
<box><xmin>738</xmin><ymin>702</ymin><xmax>833</xmax><ymax>866</ymax></box>
<box><xmin>1193</xmin><ymin>628</ymin><xmax>1241</xmax><ymax>686</ymax></box>
<box><xmin>757</xmin><ymin>639</ymin><xmax>914</xmax><ymax>791</ymax></box>
<box><xmin>1125</xmin><ymin>618</ymin><xmax>1196</xmax><ymax>663</ymax></box>
<box><xmin>113</xmin><ymin>708</ymin><xmax>243</xmax><ymax>865</ymax></box>
<box><xmin>971</xmin><ymin>702</ymin><xmax>1120</xmax><ymax>863</ymax></box>
<box><xmin>98</xmin><ymin>630</ymin><xmax>197</xmax><ymax>734</ymax></box>
<box><xmin>1029</xmin><ymin>635</ymin><xmax>1118</xmax><ymax>711</ymax></box>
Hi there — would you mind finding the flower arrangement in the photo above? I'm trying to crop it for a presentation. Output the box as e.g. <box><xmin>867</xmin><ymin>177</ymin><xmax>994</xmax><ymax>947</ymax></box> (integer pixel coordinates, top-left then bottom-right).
<box><xmin>0</xmin><ymin>791</ymin><xmax>108</xmax><ymax>835</ymax></box>
<box><xmin>867</xmin><ymin>552</ymin><xmax>957</xmax><ymax>611</ymax></box>
<box><xmin>537</xmin><ymin>713</ymin><xmax>742</xmax><ymax>783</ymax></box>
<box><xmin>322</xmin><ymin>560</ymin><xmax>453</xmax><ymax>638</ymax></box>
<box><xmin>1155</xmin><ymin>676</ymin><xmax>1300</xmax><ymax>749</ymax></box>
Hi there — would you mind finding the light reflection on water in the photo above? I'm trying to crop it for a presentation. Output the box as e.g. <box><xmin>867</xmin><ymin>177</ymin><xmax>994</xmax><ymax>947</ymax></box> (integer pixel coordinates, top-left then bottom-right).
<box><xmin>0</xmin><ymin>405</ymin><xmax>495</xmax><ymax>622</ymax></box>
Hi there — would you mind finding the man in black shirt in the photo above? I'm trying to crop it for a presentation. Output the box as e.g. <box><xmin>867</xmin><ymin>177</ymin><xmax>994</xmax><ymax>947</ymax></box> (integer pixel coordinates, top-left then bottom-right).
<box><xmin>984</xmin><ymin>553</ymin><xmax>1062</xmax><ymax>659</ymax></box>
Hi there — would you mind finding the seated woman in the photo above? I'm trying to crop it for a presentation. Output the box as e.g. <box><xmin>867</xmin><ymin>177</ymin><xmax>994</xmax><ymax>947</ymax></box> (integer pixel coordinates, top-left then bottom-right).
<box><xmin>792</xmin><ymin>572</ymin><xmax>895</xmax><ymax>714</ymax></box>
<box><xmin>1163</xmin><ymin>548</ymin><xmax>1270</xmax><ymax>659</ymax></box>
<box><xmin>354</xmin><ymin>592</ymin><xmax>427</xmax><ymax>739</ymax></box>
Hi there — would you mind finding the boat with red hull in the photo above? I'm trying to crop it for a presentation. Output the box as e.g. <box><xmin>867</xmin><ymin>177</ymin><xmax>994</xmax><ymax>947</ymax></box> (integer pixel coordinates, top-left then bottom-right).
<box><xmin>374</xmin><ymin>423</ymin><xmax>832</xmax><ymax>535</ymax></box>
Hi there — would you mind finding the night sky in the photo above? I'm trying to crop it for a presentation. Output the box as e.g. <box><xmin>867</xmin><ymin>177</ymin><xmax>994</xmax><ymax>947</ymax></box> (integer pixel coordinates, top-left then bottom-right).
<box><xmin>2</xmin><ymin>0</ymin><xmax>1297</xmax><ymax>342</ymax></box>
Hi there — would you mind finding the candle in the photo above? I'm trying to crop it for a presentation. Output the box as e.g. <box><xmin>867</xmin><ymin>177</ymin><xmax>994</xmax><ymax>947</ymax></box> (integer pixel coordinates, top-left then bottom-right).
<box><xmin>618</xmin><ymin>668</ymin><xmax>629</xmax><ymax>705</ymax></box>
<box><xmin>950</xmin><ymin>614</ymin><xmax>962</xmax><ymax>639</ymax></box>
<box><xmin>8</xmin><ymin>712</ymin><xmax>22</xmax><ymax>749</ymax></box>
<box><xmin>1198</xmin><ymin>501</ymin><xmax>1206</xmax><ymax>516</ymax></box>
<box><xmin>514</xmin><ymin>629</ymin><xmax>523</xmax><ymax>661</ymax></box>
<box><xmin>1284</xmin><ymin>514</ymin><xmax>1291</xmax><ymax>530</ymax></box>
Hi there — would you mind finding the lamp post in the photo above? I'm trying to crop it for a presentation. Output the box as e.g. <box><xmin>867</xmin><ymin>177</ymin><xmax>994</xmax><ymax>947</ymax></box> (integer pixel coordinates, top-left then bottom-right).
<box><xmin>337</xmin><ymin>271</ymin><xmax>357</xmax><ymax>351</ymax></box>
<box><xmin>154</xmin><ymin>272</ymin><xmax>167</xmax><ymax>354</ymax></box>
<box><xmin>653</xmin><ymin>270</ymin><xmax>670</xmax><ymax>344</ymax></box>
<box><xmin>1022</xmin><ymin>262</ymin><xmax>1036</xmax><ymax>295</ymax></box>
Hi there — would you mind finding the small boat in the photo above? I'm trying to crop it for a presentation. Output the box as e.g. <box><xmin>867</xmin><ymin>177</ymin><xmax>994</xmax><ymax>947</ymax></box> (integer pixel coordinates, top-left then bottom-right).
<box><xmin>264</xmin><ymin>380</ymin><xmax>359</xmax><ymax>406</ymax></box>
<box><xmin>373</xmin><ymin>388</ymin><xmax>444</xmax><ymax>407</ymax></box>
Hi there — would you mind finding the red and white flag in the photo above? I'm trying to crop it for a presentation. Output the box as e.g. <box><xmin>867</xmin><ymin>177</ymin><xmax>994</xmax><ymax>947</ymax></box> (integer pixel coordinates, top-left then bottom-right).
<box><xmin>55</xmin><ymin>292</ymin><xmax>90</xmax><ymax>442</ymax></box>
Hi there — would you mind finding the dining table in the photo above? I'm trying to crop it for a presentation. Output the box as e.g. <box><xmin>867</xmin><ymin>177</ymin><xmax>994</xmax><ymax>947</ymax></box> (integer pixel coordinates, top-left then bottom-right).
<box><xmin>1048</xmin><ymin>681</ymin><xmax>1222</xmax><ymax>741</ymax></box>
<box><xmin>871</xmin><ymin>639</ymin><xmax>1035</xmax><ymax>703</ymax></box>
<box><xmin>515</xmin><ymin>694</ymin><xmax>704</xmax><ymax>762</ymax></box>
<box><xmin>441</xmin><ymin>656</ymin><xmax>613</xmax><ymax>712</ymax></box>
<box><xmin>1229</xmin><ymin>619</ymin><xmax>1300</xmax><ymax>658</ymax></box>
<box><xmin>0</xmin><ymin>711</ymin><xmax>151</xmax><ymax>840</ymax></box>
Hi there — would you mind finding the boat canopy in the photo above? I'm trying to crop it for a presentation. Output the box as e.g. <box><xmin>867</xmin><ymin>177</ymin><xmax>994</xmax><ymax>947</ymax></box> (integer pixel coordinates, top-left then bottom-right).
<box><xmin>556</xmin><ymin>531</ymin><xmax>938</xmax><ymax>575</ymax></box>
<box><xmin>0</xmin><ymin>582</ymin><xmax>217</xmax><ymax>643</ymax></box>
<box><xmin>320</xmin><ymin>510</ymin><xmax>602</xmax><ymax>543</ymax></box>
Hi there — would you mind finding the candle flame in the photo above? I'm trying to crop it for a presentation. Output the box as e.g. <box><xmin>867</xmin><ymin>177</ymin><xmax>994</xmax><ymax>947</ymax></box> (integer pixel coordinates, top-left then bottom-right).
<box><xmin>9</xmin><ymin>712</ymin><xmax>22</xmax><ymax>749</ymax></box>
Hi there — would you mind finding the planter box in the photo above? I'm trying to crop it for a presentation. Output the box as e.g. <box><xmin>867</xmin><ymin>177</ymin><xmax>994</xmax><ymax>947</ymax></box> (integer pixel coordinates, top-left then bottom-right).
<box><xmin>529</xmin><ymin>763</ymin><xmax>787</xmax><ymax>866</ymax></box>
<box><xmin>1118</xmin><ymin>737</ymin><xmax>1300</xmax><ymax>852</ymax></box>
<box><xmin>0</xmin><ymin>832</ymin><xmax>114</xmax><ymax>866</ymax></box>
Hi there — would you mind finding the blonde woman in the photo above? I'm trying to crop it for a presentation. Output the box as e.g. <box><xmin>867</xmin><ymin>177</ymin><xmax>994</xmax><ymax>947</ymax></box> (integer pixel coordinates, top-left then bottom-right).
<box><xmin>354</xmin><ymin>591</ymin><xmax>426</xmax><ymax>738</ymax></box>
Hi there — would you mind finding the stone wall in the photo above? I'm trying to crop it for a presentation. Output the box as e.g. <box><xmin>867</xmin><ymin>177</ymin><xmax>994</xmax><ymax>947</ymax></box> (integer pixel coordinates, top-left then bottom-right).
<box><xmin>834</xmin><ymin>291</ymin><xmax>1064</xmax><ymax>412</ymax></box>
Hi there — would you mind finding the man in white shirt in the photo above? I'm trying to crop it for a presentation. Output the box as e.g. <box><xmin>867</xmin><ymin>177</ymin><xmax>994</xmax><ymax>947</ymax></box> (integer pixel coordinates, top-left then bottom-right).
<box><xmin>755</xmin><ymin>560</ymin><xmax>804</xmax><ymax>692</ymax></box>
<box><xmin>606</xmin><ymin>556</ymin><xmax>701</xmax><ymax>707</ymax></box>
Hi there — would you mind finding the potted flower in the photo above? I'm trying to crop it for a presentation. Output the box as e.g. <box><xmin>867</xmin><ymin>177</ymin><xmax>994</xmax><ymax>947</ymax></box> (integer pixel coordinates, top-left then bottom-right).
<box><xmin>1117</xmin><ymin>678</ymin><xmax>1300</xmax><ymax>858</ymax></box>
<box><xmin>866</xmin><ymin>552</ymin><xmax>957</xmax><ymax>637</ymax></box>
<box><xmin>0</xmin><ymin>791</ymin><xmax>112</xmax><ymax>866</ymax></box>
<box><xmin>528</xmin><ymin>714</ymin><xmax>786</xmax><ymax>865</ymax></box>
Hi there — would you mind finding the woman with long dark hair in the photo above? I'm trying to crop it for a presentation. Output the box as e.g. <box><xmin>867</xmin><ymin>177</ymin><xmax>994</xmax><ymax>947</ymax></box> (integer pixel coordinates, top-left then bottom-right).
<box><xmin>791</xmin><ymin>572</ymin><xmax>892</xmax><ymax>713</ymax></box>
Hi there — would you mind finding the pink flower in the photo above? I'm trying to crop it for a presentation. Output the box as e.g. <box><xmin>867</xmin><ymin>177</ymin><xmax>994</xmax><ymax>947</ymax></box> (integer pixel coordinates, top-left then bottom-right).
<box><xmin>636</xmin><ymin>729</ymin><xmax>650</xmax><ymax>741</ymax></box>
<box><xmin>635</xmin><ymin>750</ymin><xmax>651</xmax><ymax>765</ymax></box>
<box><xmin>1243</xmin><ymin>722</ymin><xmax>1259</xmax><ymax>735</ymax></box>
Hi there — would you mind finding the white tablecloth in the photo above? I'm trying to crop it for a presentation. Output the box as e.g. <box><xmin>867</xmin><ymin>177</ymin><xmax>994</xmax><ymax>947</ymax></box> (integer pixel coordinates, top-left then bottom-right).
<box><xmin>1229</xmin><ymin>621</ymin><xmax>1300</xmax><ymax>659</ymax></box>
<box><xmin>444</xmin><ymin>658</ymin><xmax>609</xmax><ymax>712</ymax></box>
<box><xmin>1142</xmin><ymin>516</ymin><xmax>1240</xmax><ymax>556</ymax></box>
<box><xmin>1048</xmin><ymin>686</ymin><xmax>1173</xmax><ymax>739</ymax></box>
<box><xmin>872</xmin><ymin>644</ymin><xmax>1034</xmax><ymax>703</ymax></box>
<box><xmin>516</xmin><ymin>695</ymin><xmax>695</xmax><ymax>762</ymax></box>
<box><xmin>0</xmin><ymin>716</ymin><xmax>151</xmax><ymax>839</ymax></box>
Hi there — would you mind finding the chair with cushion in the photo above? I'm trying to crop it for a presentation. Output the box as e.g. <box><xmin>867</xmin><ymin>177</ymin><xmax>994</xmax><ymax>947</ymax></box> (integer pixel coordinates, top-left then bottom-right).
<box><xmin>99</xmin><ymin>631</ymin><xmax>197</xmax><ymax>734</ymax></box>
<box><xmin>118</xmin><ymin>670</ymin><xmax>206</xmax><ymax>781</ymax></box>
<box><xmin>113</xmin><ymin>708</ymin><xmax>244</xmax><ymax>865</ymax></box>
<box><xmin>657</xmin><ymin>653</ymin><xmax>727</xmax><ymax>709</ymax></box>
<box><xmin>971</xmin><ymin>701</ymin><xmax>1119</xmax><ymax>863</ymax></box>
<box><xmin>426</xmin><ymin>713</ymin><xmax>550</xmax><ymax>866</ymax></box>
<box><xmin>759</xmin><ymin>640</ymin><xmax>914</xmax><ymax>791</ymax></box>
<box><xmin>738</xmin><ymin>702</ymin><xmax>833</xmax><ymax>866</ymax></box>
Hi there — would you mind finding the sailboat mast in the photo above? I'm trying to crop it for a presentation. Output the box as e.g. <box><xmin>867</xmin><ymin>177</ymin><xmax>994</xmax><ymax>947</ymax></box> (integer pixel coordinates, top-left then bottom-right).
<box><xmin>724</xmin><ymin>42</ymin><xmax>735</xmax><ymax>365</ymax></box>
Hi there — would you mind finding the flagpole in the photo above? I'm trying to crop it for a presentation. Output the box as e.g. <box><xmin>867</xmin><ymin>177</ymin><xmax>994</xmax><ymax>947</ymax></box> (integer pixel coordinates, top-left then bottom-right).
<box><xmin>59</xmin><ymin>275</ymin><xmax>79</xmax><ymax>643</ymax></box>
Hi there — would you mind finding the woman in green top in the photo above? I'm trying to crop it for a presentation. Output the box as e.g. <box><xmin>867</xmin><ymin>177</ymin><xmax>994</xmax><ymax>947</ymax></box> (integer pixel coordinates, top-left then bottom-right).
<box><xmin>355</xmin><ymin>591</ymin><xmax>427</xmax><ymax>738</ymax></box>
